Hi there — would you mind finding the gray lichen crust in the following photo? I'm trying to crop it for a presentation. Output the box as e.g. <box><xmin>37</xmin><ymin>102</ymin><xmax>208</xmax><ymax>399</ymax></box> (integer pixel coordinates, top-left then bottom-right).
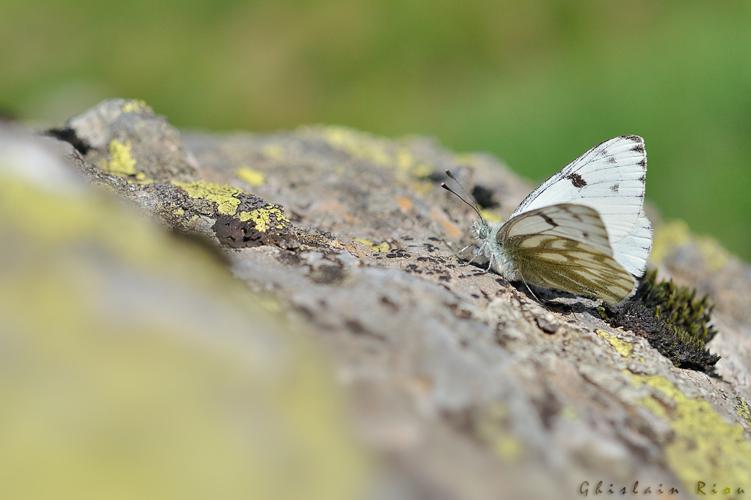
<box><xmin>40</xmin><ymin>99</ymin><xmax>751</xmax><ymax>500</ymax></box>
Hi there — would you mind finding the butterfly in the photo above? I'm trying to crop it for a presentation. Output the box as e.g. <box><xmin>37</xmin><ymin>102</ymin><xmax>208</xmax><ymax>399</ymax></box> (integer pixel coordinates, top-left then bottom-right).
<box><xmin>442</xmin><ymin>135</ymin><xmax>652</xmax><ymax>305</ymax></box>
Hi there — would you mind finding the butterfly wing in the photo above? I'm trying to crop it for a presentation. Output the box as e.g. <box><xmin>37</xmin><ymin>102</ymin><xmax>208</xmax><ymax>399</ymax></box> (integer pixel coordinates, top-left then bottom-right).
<box><xmin>611</xmin><ymin>210</ymin><xmax>652</xmax><ymax>277</ymax></box>
<box><xmin>499</xmin><ymin>203</ymin><xmax>636</xmax><ymax>304</ymax></box>
<box><xmin>511</xmin><ymin>135</ymin><xmax>650</xmax><ymax>276</ymax></box>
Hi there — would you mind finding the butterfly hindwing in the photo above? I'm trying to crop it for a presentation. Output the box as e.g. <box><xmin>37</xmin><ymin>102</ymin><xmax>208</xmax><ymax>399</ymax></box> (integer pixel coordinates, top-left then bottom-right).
<box><xmin>511</xmin><ymin>135</ymin><xmax>649</xmax><ymax>276</ymax></box>
<box><xmin>499</xmin><ymin>203</ymin><xmax>636</xmax><ymax>304</ymax></box>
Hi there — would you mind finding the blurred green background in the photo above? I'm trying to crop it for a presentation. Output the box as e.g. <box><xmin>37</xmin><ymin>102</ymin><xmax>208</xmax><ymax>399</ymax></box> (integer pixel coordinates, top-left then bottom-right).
<box><xmin>2</xmin><ymin>0</ymin><xmax>750</xmax><ymax>258</ymax></box>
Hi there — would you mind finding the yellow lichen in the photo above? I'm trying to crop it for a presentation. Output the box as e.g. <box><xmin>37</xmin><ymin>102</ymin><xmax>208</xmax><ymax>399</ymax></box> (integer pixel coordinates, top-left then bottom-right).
<box><xmin>737</xmin><ymin>398</ymin><xmax>751</xmax><ymax>427</ymax></box>
<box><xmin>236</xmin><ymin>166</ymin><xmax>266</xmax><ymax>187</ymax></box>
<box><xmin>474</xmin><ymin>403</ymin><xmax>523</xmax><ymax>462</ymax></box>
<box><xmin>354</xmin><ymin>238</ymin><xmax>390</xmax><ymax>253</ymax></box>
<box><xmin>651</xmin><ymin>220</ymin><xmax>729</xmax><ymax>270</ymax></box>
<box><xmin>396</xmin><ymin>148</ymin><xmax>413</xmax><ymax>170</ymax></box>
<box><xmin>121</xmin><ymin>99</ymin><xmax>151</xmax><ymax>114</ymax></box>
<box><xmin>0</xmin><ymin>173</ymin><xmax>368</xmax><ymax>500</ymax></box>
<box><xmin>629</xmin><ymin>374</ymin><xmax>751</xmax><ymax>496</ymax></box>
<box><xmin>102</xmin><ymin>139</ymin><xmax>146</xmax><ymax>180</ymax></box>
<box><xmin>596</xmin><ymin>329</ymin><xmax>633</xmax><ymax>357</ymax></box>
<box><xmin>479</xmin><ymin>209</ymin><xmax>503</xmax><ymax>224</ymax></box>
<box><xmin>319</xmin><ymin>127</ymin><xmax>435</xmax><ymax>183</ymax></box>
<box><xmin>323</xmin><ymin>127</ymin><xmax>391</xmax><ymax>167</ymax></box>
<box><xmin>173</xmin><ymin>208</ymin><xmax>185</xmax><ymax>217</ymax></box>
<box><xmin>412</xmin><ymin>163</ymin><xmax>433</xmax><ymax>178</ymax></box>
<box><xmin>262</xmin><ymin>144</ymin><xmax>284</xmax><ymax>160</ymax></box>
<box><xmin>561</xmin><ymin>406</ymin><xmax>578</xmax><ymax>421</ymax></box>
<box><xmin>238</xmin><ymin>206</ymin><xmax>288</xmax><ymax>232</ymax></box>
<box><xmin>173</xmin><ymin>181</ymin><xmax>242</xmax><ymax>216</ymax></box>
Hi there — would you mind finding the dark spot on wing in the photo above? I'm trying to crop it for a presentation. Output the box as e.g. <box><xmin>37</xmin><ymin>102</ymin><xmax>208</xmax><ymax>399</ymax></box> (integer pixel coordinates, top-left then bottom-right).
<box><xmin>608</xmin><ymin>156</ymin><xmax>617</xmax><ymax>164</ymax></box>
<box><xmin>639</xmin><ymin>174</ymin><xmax>646</xmax><ymax>182</ymax></box>
<box><xmin>632</xmin><ymin>143</ymin><xmax>645</xmax><ymax>153</ymax></box>
<box><xmin>566</xmin><ymin>173</ymin><xmax>587</xmax><ymax>188</ymax></box>
<box><xmin>599</xmin><ymin>148</ymin><xmax>609</xmax><ymax>157</ymax></box>
<box><xmin>583</xmin><ymin>231</ymin><xmax>590</xmax><ymax>238</ymax></box>
<box><xmin>540</xmin><ymin>213</ymin><xmax>559</xmax><ymax>227</ymax></box>
<box><xmin>610</xmin><ymin>183</ymin><xmax>619</xmax><ymax>192</ymax></box>
<box><xmin>638</xmin><ymin>158</ymin><xmax>646</xmax><ymax>167</ymax></box>
<box><xmin>623</xmin><ymin>134</ymin><xmax>642</xmax><ymax>142</ymax></box>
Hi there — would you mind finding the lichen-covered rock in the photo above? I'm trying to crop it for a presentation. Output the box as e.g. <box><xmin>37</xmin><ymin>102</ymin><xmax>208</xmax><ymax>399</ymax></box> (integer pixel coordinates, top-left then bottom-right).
<box><xmin>0</xmin><ymin>123</ymin><xmax>366</xmax><ymax>500</ymax></box>
<box><xmin>23</xmin><ymin>99</ymin><xmax>751</xmax><ymax>499</ymax></box>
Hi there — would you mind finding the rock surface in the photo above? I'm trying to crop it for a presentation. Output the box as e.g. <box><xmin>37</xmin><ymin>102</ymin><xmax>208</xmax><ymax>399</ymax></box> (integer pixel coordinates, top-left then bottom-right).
<box><xmin>5</xmin><ymin>99</ymin><xmax>751</xmax><ymax>499</ymax></box>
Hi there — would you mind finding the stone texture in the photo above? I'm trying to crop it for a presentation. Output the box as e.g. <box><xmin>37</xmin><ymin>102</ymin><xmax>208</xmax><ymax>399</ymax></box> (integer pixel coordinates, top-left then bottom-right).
<box><xmin>7</xmin><ymin>98</ymin><xmax>751</xmax><ymax>499</ymax></box>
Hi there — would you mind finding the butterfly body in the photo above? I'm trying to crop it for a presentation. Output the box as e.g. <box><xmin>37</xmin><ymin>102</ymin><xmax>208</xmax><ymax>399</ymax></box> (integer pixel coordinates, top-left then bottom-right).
<box><xmin>448</xmin><ymin>135</ymin><xmax>653</xmax><ymax>305</ymax></box>
<box><xmin>471</xmin><ymin>220</ymin><xmax>520</xmax><ymax>281</ymax></box>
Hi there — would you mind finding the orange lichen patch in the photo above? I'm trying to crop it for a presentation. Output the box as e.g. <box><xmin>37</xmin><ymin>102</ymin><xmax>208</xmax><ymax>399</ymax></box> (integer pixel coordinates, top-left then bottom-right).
<box><xmin>396</xmin><ymin>196</ymin><xmax>413</xmax><ymax>213</ymax></box>
<box><xmin>431</xmin><ymin>207</ymin><xmax>462</xmax><ymax>239</ymax></box>
<box><xmin>309</xmin><ymin>199</ymin><xmax>356</xmax><ymax>223</ymax></box>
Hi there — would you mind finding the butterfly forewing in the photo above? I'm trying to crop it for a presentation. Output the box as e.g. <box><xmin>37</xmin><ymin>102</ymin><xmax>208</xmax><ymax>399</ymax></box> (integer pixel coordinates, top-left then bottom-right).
<box><xmin>510</xmin><ymin>135</ymin><xmax>650</xmax><ymax>277</ymax></box>
<box><xmin>499</xmin><ymin>203</ymin><xmax>636</xmax><ymax>304</ymax></box>
<box><xmin>501</xmin><ymin>204</ymin><xmax>613</xmax><ymax>255</ymax></box>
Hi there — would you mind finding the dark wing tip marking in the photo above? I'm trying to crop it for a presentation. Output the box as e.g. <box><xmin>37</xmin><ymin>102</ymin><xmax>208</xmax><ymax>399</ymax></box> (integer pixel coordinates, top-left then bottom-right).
<box><xmin>638</xmin><ymin>158</ymin><xmax>646</xmax><ymax>167</ymax></box>
<box><xmin>623</xmin><ymin>134</ymin><xmax>643</xmax><ymax>142</ymax></box>
<box><xmin>566</xmin><ymin>173</ymin><xmax>587</xmax><ymax>188</ymax></box>
<box><xmin>631</xmin><ymin>143</ymin><xmax>645</xmax><ymax>153</ymax></box>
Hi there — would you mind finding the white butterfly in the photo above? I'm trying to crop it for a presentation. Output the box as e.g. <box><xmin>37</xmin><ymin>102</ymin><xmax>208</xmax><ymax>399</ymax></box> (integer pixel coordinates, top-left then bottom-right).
<box><xmin>443</xmin><ymin>135</ymin><xmax>652</xmax><ymax>305</ymax></box>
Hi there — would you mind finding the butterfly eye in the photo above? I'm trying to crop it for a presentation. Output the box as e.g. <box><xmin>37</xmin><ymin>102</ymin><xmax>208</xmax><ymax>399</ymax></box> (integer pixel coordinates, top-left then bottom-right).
<box><xmin>471</xmin><ymin>221</ymin><xmax>488</xmax><ymax>240</ymax></box>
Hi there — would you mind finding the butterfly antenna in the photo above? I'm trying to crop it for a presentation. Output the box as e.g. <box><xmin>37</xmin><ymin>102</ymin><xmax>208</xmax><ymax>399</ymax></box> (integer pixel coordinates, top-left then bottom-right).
<box><xmin>441</xmin><ymin>170</ymin><xmax>484</xmax><ymax>221</ymax></box>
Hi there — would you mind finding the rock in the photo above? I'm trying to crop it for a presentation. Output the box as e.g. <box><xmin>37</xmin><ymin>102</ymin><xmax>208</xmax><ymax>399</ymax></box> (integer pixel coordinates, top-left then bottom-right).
<box><xmin>0</xmin><ymin>122</ymin><xmax>366</xmax><ymax>500</ymax></box>
<box><xmin>8</xmin><ymin>98</ymin><xmax>751</xmax><ymax>499</ymax></box>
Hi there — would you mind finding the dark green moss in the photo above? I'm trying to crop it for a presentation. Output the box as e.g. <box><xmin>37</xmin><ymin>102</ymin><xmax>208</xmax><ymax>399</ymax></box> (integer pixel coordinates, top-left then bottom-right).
<box><xmin>605</xmin><ymin>270</ymin><xmax>720</xmax><ymax>375</ymax></box>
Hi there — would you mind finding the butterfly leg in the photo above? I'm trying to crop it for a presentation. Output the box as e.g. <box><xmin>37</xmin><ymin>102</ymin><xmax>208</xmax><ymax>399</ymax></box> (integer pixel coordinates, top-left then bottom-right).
<box><xmin>459</xmin><ymin>246</ymin><xmax>482</xmax><ymax>267</ymax></box>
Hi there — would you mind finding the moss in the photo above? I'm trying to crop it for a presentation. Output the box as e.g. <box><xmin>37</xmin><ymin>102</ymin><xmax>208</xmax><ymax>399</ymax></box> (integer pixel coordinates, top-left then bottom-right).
<box><xmin>172</xmin><ymin>181</ymin><xmax>242</xmax><ymax>216</ymax></box>
<box><xmin>236</xmin><ymin>166</ymin><xmax>266</xmax><ymax>187</ymax></box>
<box><xmin>629</xmin><ymin>374</ymin><xmax>751</xmax><ymax>496</ymax></box>
<box><xmin>605</xmin><ymin>270</ymin><xmax>719</xmax><ymax>374</ymax></box>
<box><xmin>102</xmin><ymin>139</ymin><xmax>147</xmax><ymax>181</ymax></box>
<box><xmin>596</xmin><ymin>329</ymin><xmax>633</xmax><ymax>357</ymax></box>
<box><xmin>238</xmin><ymin>206</ymin><xmax>288</xmax><ymax>233</ymax></box>
<box><xmin>354</xmin><ymin>238</ymin><xmax>390</xmax><ymax>253</ymax></box>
